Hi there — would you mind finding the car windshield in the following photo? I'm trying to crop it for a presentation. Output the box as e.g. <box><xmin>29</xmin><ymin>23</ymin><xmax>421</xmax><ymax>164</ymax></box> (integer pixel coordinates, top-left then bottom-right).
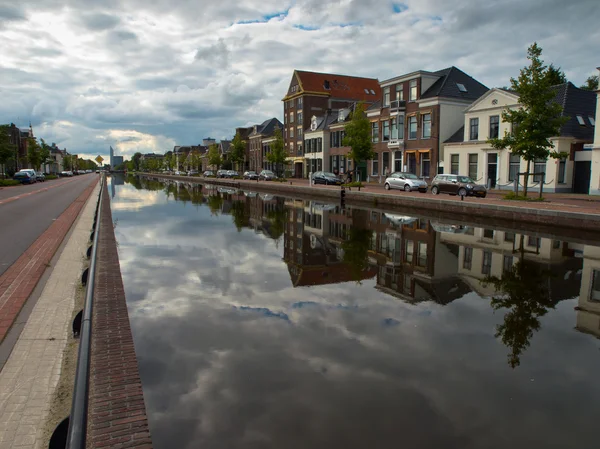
<box><xmin>323</xmin><ymin>172</ymin><xmax>337</xmax><ymax>177</ymax></box>
<box><xmin>247</xmin><ymin>171</ymin><xmax>256</xmax><ymax>174</ymax></box>
<box><xmin>458</xmin><ymin>176</ymin><xmax>474</xmax><ymax>183</ymax></box>
<box><xmin>400</xmin><ymin>173</ymin><xmax>418</xmax><ymax>179</ymax></box>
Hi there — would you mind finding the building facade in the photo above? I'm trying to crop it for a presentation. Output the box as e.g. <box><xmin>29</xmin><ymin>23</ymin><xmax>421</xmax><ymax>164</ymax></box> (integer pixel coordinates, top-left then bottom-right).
<box><xmin>590</xmin><ymin>67</ymin><xmax>600</xmax><ymax>195</ymax></box>
<box><xmin>248</xmin><ymin>118</ymin><xmax>283</xmax><ymax>172</ymax></box>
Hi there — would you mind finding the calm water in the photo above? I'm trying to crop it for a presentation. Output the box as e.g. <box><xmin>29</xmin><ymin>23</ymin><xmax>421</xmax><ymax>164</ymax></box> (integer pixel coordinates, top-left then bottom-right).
<box><xmin>110</xmin><ymin>175</ymin><xmax>600</xmax><ymax>449</ymax></box>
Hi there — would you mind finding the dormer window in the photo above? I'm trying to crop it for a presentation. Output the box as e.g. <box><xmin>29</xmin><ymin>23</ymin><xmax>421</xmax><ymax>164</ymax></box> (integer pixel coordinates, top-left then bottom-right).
<box><xmin>409</xmin><ymin>79</ymin><xmax>417</xmax><ymax>101</ymax></box>
<box><xmin>590</xmin><ymin>116</ymin><xmax>596</xmax><ymax>126</ymax></box>
<box><xmin>370</xmin><ymin>89</ymin><xmax>376</xmax><ymax>95</ymax></box>
<box><xmin>457</xmin><ymin>83</ymin><xmax>467</xmax><ymax>93</ymax></box>
<box><xmin>364</xmin><ymin>88</ymin><xmax>369</xmax><ymax>94</ymax></box>
<box><xmin>576</xmin><ymin>115</ymin><xmax>586</xmax><ymax>126</ymax></box>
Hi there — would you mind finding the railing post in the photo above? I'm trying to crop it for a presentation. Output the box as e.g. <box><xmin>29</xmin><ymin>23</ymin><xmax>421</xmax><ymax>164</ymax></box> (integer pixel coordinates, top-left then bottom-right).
<box><xmin>539</xmin><ymin>172</ymin><xmax>544</xmax><ymax>199</ymax></box>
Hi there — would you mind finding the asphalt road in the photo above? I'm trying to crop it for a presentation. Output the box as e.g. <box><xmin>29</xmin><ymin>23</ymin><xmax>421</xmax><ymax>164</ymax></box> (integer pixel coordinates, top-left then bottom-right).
<box><xmin>0</xmin><ymin>175</ymin><xmax>98</xmax><ymax>276</ymax></box>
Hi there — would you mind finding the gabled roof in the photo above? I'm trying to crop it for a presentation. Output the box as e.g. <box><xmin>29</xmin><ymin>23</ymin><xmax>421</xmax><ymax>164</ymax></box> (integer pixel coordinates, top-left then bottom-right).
<box><xmin>219</xmin><ymin>140</ymin><xmax>231</xmax><ymax>153</ymax></box>
<box><xmin>287</xmin><ymin>70</ymin><xmax>381</xmax><ymax>101</ymax></box>
<box><xmin>444</xmin><ymin>126</ymin><xmax>464</xmax><ymax>144</ymax></box>
<box><xmin>307</xmin><ymin>109</ymin><xmax>340</xmax><ymax>133</ymax></box>
<box><xmin>366</xmin><ymin>100</ymin><xmax>382</xmax><ymax>111</ymax></box>
<box><xmin>251</xmin><ymin>117</ymin><xmax>284</xmax><ymax>137</ymax></box>
<box><xmin>551</xmin><ymin>82</ymin><xmax>596</xmax><ymax>140</ymax></box>
<box><xmin>421</xmin><ymin>66</ymin><xmax>489</xmax><ymax>101</ymax></box>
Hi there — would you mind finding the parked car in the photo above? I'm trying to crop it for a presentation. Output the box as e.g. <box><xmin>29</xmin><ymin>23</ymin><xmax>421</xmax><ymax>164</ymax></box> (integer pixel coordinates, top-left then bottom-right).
<box><xmin>384</xmin><ymin>172</ymin><xmax>427</xmax><ymax>192</ymax></box>
<box><xmin>35</xmin><ymin>172</ymin><xmax>46</xmax><ymax>182</ymax></box>
<box><xmin>217</xmin><ymin>170</ymin><xmax>228</xmax><ymax>178</ymax></box>
<box><xmin>243</xmin><ymin>171</ymin><xmax>259</xmax><ymax>180</ymax></box>
<box><xmin>430</xmin><ymin>174</ymin><xmax>487</xmax><ymax>198</ymax></box>
<box><xmin>312</xmin><ymin>171</ymin><xmax>342</xmax><ymax>185</ymax></box>
<box><xmin>174</xmin><ymin>170</ymin><xmax>183</xmax><ymax>175</ymax></box>
<box><xmin>187</xmin><ymin>170</ymin><xmax>199</xmax><ymax>176</ymax></box>
<box><xmin>259</xmin><ymin>170</ymin><xmax>276</xmax><ymax>181</ymax></box>
<box><xmin>225</xmin><ymin>170</ymin><xmax>239</xmax><ymax>178</ymax></box>
<box><xmin>203</xmin><ymin>170</ymin><xmax>214</xmax><ymax>177</ymax></box>
<box><xmin>13</xmin><ymin>170</ymin><xmax>36</xmax><ymax>184</ymax></box>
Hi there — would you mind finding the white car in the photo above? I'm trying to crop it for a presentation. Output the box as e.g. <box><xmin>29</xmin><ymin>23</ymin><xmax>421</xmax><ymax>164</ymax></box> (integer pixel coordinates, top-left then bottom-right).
<box><xmin>384</xmin><ymin>172</ymin><xmax>428</xmax><ymax>193</ymax></box>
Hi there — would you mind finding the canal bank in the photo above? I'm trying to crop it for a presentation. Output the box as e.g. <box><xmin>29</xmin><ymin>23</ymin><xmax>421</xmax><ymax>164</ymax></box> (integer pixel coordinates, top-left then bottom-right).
<box><xmin>139</xmin><ymin>173</ymin><xmax>600</xmax><ymax>241</ymax></box>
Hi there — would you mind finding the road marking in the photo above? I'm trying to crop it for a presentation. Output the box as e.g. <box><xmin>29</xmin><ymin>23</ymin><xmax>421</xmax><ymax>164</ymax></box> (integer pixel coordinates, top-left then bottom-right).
<box><xmin>0</xmin><ymin>177</ymin><xmax>82</xmax><ymax>206</ymax></box>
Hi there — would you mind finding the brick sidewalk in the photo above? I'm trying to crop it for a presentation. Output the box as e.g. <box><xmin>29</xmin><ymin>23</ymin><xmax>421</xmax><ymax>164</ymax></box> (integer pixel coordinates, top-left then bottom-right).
<box><xmin>87</xmin><ymin>182</ymin><xmax>153</xmax><ymax>449</ymax></box>
<box><xmin>0</xmin><ymin>177</ymin><xmax>98</xmax><ymax>343</ymax></box>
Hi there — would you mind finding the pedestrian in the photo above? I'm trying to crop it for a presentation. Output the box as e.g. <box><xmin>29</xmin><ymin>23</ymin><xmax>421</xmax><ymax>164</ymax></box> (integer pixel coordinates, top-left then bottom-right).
<box><xmin>347</xmin><ymin>171</ymin><xmax>353</xmax><ymax>183</ymax></box>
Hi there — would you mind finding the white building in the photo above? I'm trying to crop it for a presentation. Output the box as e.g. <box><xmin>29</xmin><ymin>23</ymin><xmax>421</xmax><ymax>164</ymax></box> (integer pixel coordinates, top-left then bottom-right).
<box><xmin>589</xmin><ymin>68</ymin><xmax>600</xmax><ymax>195</ymax></box>
<box><xmin>443</xmin><ymin>83</ymin><xmax>596</xmax><ymax>193</ymax></box>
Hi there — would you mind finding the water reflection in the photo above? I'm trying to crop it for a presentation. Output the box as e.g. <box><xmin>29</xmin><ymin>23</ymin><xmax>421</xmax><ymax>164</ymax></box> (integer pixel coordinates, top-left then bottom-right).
<box><xmin>113</xmin><ymin>175</ymin><xmax>600</xmax><ymax>449</ymax></box>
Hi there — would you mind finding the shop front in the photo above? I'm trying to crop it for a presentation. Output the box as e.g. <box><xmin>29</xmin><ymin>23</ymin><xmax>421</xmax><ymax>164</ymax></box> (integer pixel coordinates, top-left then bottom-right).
<box><xmin>403</xmin><ymin>149</ymin><xmax>432</xmax><ymax>180</ymax></box>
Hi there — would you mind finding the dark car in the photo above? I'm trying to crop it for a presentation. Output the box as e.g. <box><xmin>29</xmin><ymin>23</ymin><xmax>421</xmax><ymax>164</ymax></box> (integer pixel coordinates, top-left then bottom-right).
<box><xmin>312</xmin><ymin>171</ymin><xmax>342</xmax><ymax>186</ymax></box>
<box><xmin>225</xmin><ymin>170</ymin><xmax>239</xmax><ymax>178</ymax></box>
<box><xmin>217</xmin><ymin>169</ymin><xmax>228</xmax><ymax>178</ymax></box>
<box><xmin>13</xmin><ymin>170</ymin><xmax>36</xmax><ymax>184</ymax></box>
<box><xmin>243</xmin><ymin>171</ymin><xmax>259</xmax><ymax>180</ymax></box>
<box><xmin>36</xmin><ymin>172</ymin><xmax>46</xmax><ymax>182</ymax></box>
<box><xmin>259</xmin><ymin>170</ymin><xmax>276</xmax><ymax>181</ymax></box>
<box><xmin>430</xmin><ymin>174</ymin><xmax>487</xmax><ymax>198</ymax></box>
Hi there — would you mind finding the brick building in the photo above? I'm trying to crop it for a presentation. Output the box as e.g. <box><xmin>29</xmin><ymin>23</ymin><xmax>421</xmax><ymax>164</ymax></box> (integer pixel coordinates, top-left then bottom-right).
<box><xmin>248</xmin><ymin>118</ymin><xmax>283</xmax><ymax>172</ymax></box>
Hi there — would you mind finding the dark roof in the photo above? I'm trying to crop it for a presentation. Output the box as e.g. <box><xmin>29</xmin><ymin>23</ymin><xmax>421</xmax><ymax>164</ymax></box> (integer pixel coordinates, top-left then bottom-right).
<box><xmin>366</xmin><ymin>100</ymin><xmax>382</xmax><ymax>111</ymax></box>
<box><xmin>421</xmin><ymin>66</ymin><xmax>489</xmax><ymax>101</ymax></box>
<box><xmin>254</xmin><ymin>117</ymin><xmax>283</xmax><ymax>137</ymax></box>
<box><xmin>551</xmin><ymin>82</ymin><xmax>596</xmax><ymax>140</ymax></box>
<box><xmin>444</xmin><ymin>126</ymin><xmax>464</xmax><ymax>143</ymax></box>
<box><xmin>308</xmin><ymin>109</ymin><xmax>340</xmax><ymax>132</ymax></box>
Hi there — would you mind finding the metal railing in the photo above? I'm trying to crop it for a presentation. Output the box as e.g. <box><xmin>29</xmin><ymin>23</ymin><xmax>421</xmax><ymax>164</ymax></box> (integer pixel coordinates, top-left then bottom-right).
<box><xmin>65</xmin><ymin>174</ymin><xmax>105</xmax><ymax>449</ymax></box>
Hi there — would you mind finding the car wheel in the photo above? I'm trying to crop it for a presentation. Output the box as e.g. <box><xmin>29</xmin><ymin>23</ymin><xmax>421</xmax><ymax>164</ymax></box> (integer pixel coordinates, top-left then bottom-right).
<box><xmin>384</xmin><ymin>183</ymin><xmax>391</xmax><ymax>190</ymax></box>
<box><xmin>481</xmin><ymin>193</ymin><xmax>487</xmax><ymax>198</ymax></box>
<box><xmin>404</xmin><ymin>184</ymin><xmax>411</xmax><ymax>192</ymax></box>
<box><xmin>458</xmin><ymin>187</ymin><xmax>467</xmax><ymax>197</ymax></box>
<box><xmin>431</xmin><ymin>186</ymin><xmax>439</xmax><ymax>195</ymax></box>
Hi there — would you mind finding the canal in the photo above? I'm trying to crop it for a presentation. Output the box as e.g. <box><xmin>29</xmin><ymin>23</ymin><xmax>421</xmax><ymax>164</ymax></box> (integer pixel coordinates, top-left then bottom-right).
<box><xmin>110</xmin><ymin>175</ymin><xmax>600</xmax><ymax>449</ymax></box>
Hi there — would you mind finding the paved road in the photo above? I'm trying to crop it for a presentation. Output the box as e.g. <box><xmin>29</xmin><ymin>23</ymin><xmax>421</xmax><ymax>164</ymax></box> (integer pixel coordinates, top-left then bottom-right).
<box><xmin>0</xmin><ymin>174</ymin><xmax>98</xmax><ymax>276</ymax></box>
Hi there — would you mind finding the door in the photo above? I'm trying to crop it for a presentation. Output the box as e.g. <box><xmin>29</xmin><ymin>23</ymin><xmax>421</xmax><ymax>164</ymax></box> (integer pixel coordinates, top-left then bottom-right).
<box><xmin>406</xmin><ymin>153</ymin><xmax>417</xmax><ymax>175</ymax></box>
<box><xmin>394</xmin><ymin>151</ymin><xmax>402</xmax><ymax>172</ymax></box>
<box><xmin>487</xmin><ymin>153</ymin><xmax>498</xmax><ymax>188</ymax></box>
<box><xmin>574</xmin><ymin>161</ymin><xmax>591</xmax><ymax>193</ymax></box>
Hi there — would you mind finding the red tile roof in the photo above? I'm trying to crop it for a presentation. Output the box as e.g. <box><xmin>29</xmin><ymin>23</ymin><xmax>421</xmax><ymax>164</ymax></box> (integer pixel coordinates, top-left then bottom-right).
<box><xmin>291</xmin><ymin>70</ymin><xmax>381</xmax><ymax>101</ymax></box>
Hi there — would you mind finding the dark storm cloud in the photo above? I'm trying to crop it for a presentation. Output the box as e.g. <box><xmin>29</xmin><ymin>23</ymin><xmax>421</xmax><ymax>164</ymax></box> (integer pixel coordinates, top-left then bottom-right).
<box><xmin>194</xmin><ymin>39</ymin><xmax>230</xmax><ymax>68</ymax></box>
<box><xmin>0</xmin><ymin>5</ymin><xmax>26</xmax><ymax>21</ymax></box>
<box><xmin>80</xmin><ymin>12</ymin><xmax>121</xmax><ymax>30</ymax></box>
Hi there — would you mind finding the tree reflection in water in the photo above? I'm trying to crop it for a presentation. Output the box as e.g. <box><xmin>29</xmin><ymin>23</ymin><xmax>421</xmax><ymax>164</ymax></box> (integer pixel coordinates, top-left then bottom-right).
<box><xmin>342</xmin><ymin>227</ymin><xmax>374</xmax><ymax>284</ymax></box>
<box><xmin>482</xmin><ymin>236</ymin><xmax>556</xmax><ymax>368</ymax></box>
<box><xmin>230</xmin><ymin>200</ymin><xmax>250</xmax><ymax>232</ymax></box>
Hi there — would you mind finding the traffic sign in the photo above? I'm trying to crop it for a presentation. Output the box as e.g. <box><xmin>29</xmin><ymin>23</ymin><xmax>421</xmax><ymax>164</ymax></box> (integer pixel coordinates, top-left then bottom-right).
<box><xmin>95</xmin><ymin>155</ymin><xmax>104</xmax><ymax>164</ymax></box>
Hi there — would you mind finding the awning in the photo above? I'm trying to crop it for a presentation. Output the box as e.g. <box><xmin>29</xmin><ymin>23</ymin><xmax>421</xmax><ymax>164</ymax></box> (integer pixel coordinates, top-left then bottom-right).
<box><xmin>286</xmin><ymin>157</ymin><xmax>304</xmax><ymax>163</ymax></box>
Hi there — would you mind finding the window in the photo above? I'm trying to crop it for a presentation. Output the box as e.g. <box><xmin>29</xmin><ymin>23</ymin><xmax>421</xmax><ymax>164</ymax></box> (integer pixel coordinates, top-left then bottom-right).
<box><xmin>382</xmin><ymin>152</ymin><xmax>390</xmax><ymax>175</ymax></box>
<box><xmin>528</xmin><ymin>236</ymin><xmax>540</xmax><ymax>249</ymax></box>
<box><xmin>317</xmin><ymin>138</ymin><xmax>322</xmax><ymax>153</ymax></box>
<box><xmin>469</xmin><ymin>118</ymin><xmax>479</xmax><ymax>140</ymax></box>
<box><xmin>383</xmin><ymin>87</ymin><xmax>390</xmax><ymax>107</ymax></box>
<box><xmin>482</xmin><ymin>250</ymin><xmax>492</xmax><ymax>275</ymax></box>
<box><xmin>463</xmin><ymin>247</ymin><xmax>473</xmax><ymax>270</ymax></box>
<box><xmin>297</xmin><ymin>127</ymin><xmax>302</xmax><ymax>139</ymax></box>
<box><xmin>284</xmin><ymin>128</ymin><xmax>287</xmax><ymax>139</ymax></box>
<box><xmin>504</xmin><ymin>232</ymin><xmax>515</xmax><ymax>242</ymax></box>
<box><xmin>396</xmin><ymin>83</ymin><xmax>404</xmax><ymax>101</ymax></box>
<box><xmin>456</xmin><ymin>83</ymin><xmax>467</xmax><ymax>93</ymax></box>
<box><xmin>590</xmin><ymin>116</ymin><xmax>596</xmax><ymax>126</ymax></box>
<box><xmin>508</xmin><ymin>153</ymin><xmax>520</xmax><ymax>182</ymax></box>
<box><xmin>553</xmin><ymin>240</ymin><xmax>561</xmax><ymax>249</ymax></box>
<box><xmin>372</xmin><ymin>158</ymin><xmax>379</xmax><ymax>176</ymax></box>
<box><xmin>398</xmin><ymin>115</ymin><xmax>404</xmax><ymax>139</ymax></box>
<box><xmin>408</xmin><ymin>116</ymin><xmax>417</xmax><ymax>139</ymax></box>
<box><xmin>451</xmin><ymin>154</ymin><xmax>459</xmax><ymax>175</ymax></box>
<box><xmin>297</xmin><ymin>97</ymin><xmax>302</xmax><ymax>107</ymax></box>
<box><xmin>409</xmin><ymin>80</ymin><xmax>417</xmax><ymax>101</ymax></box>
<box><xmin>591</xmin><ymin>270</ymin><xmax>600</xmax><ymax>301</ymax></box>
<box><xmin>298</xmin><ymin>112</ymin><xmax>303</xmax><ymax>124</ymax></box>
<box><xmin>483</xmin><ymin>229</ymin><xmax>494</xmax><ymax>239</ymax></box>
<box><xmin>290</xmin><ymin>127</ymin><xmax>294</xmax><ymax>138</ymax></box>
<box><xmin>422</xmin><ymin>113</ymin><xmax>431</xmax><ymax>139</ymax></box>
<box><xmin>372</xmin><ymin>122</ymin><xmax>379</xmax><ymax>143</ymax></box>
<box><xmin>405</xmin><ymin>240</ymin><xmax>414</xmax><ymax>262</ymax></box>
<box><xmin>533</xmin><ymin>158</ymin><xmax>546</xmax><ymax>183</ymax></box>
<box><xmin>417</xmin><ymin>242</ymin><xmax>427</xmax><ymax>267</ymax></box>
<box><xmin>558</xmin><ymin>158</ymin><xmax>566</xmax><ymax>183</ymax></box>
<box><xmin>489</xmin><ymin>115</ymin><xmax>500</xmax><ymax>139</ymax></box>
<box><xmin>391</xmin><ymin>118</ymin><xmax>398</xmax><ymax>139</ymax></box>
<box><xmin>290</xmin><ymin>112</ymin><xmax>294</xmax><ymax>123</ymax></box>
<box><xmin>421</xmin><ymin>152</ymin><xmax>430</xmax><ymax>178</ymax></box>
<box><xmin>468</xmin><ymin>154</ymin><xmax>478</xmax><ymax>180</ymax></box>
<box><xmin>576</xmin><ymin>115</ymin><xmax>585</xmax><ymax>126</ymax></box>
<box><xmin>383</xmin><ymin>121</ymin><xmax>390</xmax><ymax>141</ymax></box>
<box><xmin>503</xmin><ymin>256</ymin><xmax>513</xmax><ymax>273</ymax></box>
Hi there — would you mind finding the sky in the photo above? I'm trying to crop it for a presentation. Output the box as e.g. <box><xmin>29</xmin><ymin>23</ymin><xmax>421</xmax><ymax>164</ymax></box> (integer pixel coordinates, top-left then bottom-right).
<box><xmin>0</xmin><ymin>0</ymin><xmax>597</xmax><ymax>163</ymax></box>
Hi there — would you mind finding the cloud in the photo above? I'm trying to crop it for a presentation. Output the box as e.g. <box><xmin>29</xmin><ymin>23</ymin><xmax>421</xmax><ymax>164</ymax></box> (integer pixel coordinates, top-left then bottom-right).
<box><xmin>0</xmin><ymin>0</ymin><xmax>597</xmax><ymax>164</ymax></box>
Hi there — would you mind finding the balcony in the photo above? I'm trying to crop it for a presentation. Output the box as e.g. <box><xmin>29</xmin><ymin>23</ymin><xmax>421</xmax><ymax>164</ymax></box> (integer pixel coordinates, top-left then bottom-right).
<box><xmin>389</xmin><ymin>100</ymin><xmax>406</xmax><ymax>115</ymax></box>
<box><xmin>388</xmin><ymin>139</ymin><xmax>405</xmax><ymax>149</ymax></box>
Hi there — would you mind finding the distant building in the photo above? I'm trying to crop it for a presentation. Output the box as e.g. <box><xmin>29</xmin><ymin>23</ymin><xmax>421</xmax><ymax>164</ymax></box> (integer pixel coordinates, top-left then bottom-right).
<box><xmin>113</xmin><ymin>156</ymin><xmax>124</xmax><ymax>167</ymax></box>
<box><xmin>202</xmin><ymin>137</ymin><xmax>216</xmax><ymax>147</ymax></box>
<box><xmin>110</xmin><ymin>146</ymin><xmax>115</xmax><ymax>168</ymax></box>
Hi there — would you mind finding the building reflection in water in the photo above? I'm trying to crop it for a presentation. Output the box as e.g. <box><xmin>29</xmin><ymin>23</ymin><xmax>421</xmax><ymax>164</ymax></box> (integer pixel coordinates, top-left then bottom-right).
<box><xmin>126</xmin><ymin>176</ymin><xmax>598</xmax><ymax>367</ymax></box>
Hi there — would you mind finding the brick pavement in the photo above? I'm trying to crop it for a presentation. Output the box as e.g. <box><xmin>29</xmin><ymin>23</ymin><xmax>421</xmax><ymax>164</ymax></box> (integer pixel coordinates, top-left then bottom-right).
<box><xmin>0</xmin><ymin>183</ymin><xmax>99</xmax><ymax>449</ymax></box>
<box><xmin>87</xmin><ymin>182</ymin><xmax>153</xmax><ymax>449</ymax></box>
<box><xmin>0</xmin><ymin>177</ymin><xmax>99</xmax><ymax>343</ymax></box>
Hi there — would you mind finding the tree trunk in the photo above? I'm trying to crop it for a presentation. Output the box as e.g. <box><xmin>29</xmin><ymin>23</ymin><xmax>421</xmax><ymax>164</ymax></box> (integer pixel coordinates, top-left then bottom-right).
<box><xmin>523</xmin><ymin>160</ymin><xmax>530</xmax><ymax>198</ymax></box>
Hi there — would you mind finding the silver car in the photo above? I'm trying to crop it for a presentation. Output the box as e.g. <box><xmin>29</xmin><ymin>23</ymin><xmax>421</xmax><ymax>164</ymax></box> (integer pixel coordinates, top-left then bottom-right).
<box><xmin>384</xmin><ymin>172</ymin><xmax>428</xmax><ymax>193</ymax></box>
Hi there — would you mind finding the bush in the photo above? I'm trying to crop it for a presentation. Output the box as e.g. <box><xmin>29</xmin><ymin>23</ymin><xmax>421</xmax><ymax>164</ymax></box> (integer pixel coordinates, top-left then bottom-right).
<box><xmin>503</xmin><ymin>191</ymin><xmax>545</xmax><ymax>202</ymax></box>
<box><xmin>274</xmin><ymin>178</ymin><xmax>288</xmax><ymax>182</ymax></box>
<box><xmin>342</xmin><ymin>181</ymin><xmax>364</xmax><ymax>188</ymax></box>
<box><xmin>0</xmin><ymin>179</ymin><xmax>20</xmax><ymax>187</ymax></box>
<box><xmin>45</xmin><ymin>174</ymin><xmax>58</xmax><ymax>180</ymax></box>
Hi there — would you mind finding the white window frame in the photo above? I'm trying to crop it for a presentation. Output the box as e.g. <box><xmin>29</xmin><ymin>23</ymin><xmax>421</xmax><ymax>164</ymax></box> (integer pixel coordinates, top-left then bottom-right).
<box><xmin>409</xmin><ymin>79</ymin><xmax>417</xmax><ymax>102</ymax></box>
<box><xmin>422</xmin><ymin>113</ymin><xmax>431</xmax><ymax>139</ymax></box>
<box><xmin>290</xmin><ymin>112</ymin><xmax>294</xmax><ymax>123</ymax></box>
<box><xmin>383</xmin><ymin>87</ymin><xmax>390</xmax><ymax>107</ymax></box>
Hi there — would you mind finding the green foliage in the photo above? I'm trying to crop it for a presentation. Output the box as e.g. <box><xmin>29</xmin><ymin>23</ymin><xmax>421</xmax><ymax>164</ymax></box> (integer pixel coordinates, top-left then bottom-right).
<box><xmin>0</xmin><ymin>179</ymin><xmax>20</xmax><ymax>186</ymax></box>
<box><xmin>265</xmin><ymin>127</ymin><xmax>287</xmax><ymax>176</ymax></box>
<box><xmin>229</xmin><ymin>132</ymin><xmax>246</xmax><ymax>171</ymax></box>
<box><xmin>342</xmin><ymin>103</ymin><xmax>375</xmax><ymax>176</ymax></box>
<box><xmin>482</xmin><ymin>238</ymin><xmax>557</xmax><ymax>368</ymax></box>
<box><xmin>0</xmin><ymin>124</ymin><xmax>16</xmax><ymax>178</ymax></box>
<box><xmin>230</xmin><ymin>200</ymin><xmax>250</xmax><ymax>231</ymax></box>
<box><xmin>27</xmin><ymin>138</ymin><xmax>42</xmax><ymax>170</ymax></box>
<box><xmin>342</xmin><ymin>181</ymin><xmax>364</xmax><ymax>188</ymax></box>
<box><xmin>544</xmin><ymin>64</ymin><xmax>567</xmax><ymax>85</ymax></box>
<box><xmin>207</xmin><ymin>194</ymin><xmax>224</xmax><ymax>215</ymax></box>
<box><xmin>39</xmin><ymin>139</ymin><xmax>52</xmax><ymax>170</ymax></box>
<box><xmin>132</xmin><ymin>152</ymin><xmax>142</xmax><ymax>171</ymax></box>
<box><xmin>580</xmin><ymin>74</ymin><xmax>599</xmax><ymax>91</ymax></box>
<box><xmin>45</xmin><ymin>174</ymin><xmax>58</xmax><ymax>180</ymax></box>
<box><xmin>342</xmin><ymin>227</ymin><xmax>373</xmax><ymax>283</ymax></box>
<box><xmin>265</xmin><ymin>203</ymin><xmax>287</xmax><ymax>241</ymax></box>
<box><xmin>488</xmin><ymin>43</ymin><xmax>568</xmax><ymax>197</ymax></box>
<box><xmin>503</xmin><ymin>191</ymin><xmax>545</xmax><ymax>201</ymax></box>
<box><xmin>208</xmin><ymin>144</ymin><xmax>222</xmax><ymax>170</ymax></box>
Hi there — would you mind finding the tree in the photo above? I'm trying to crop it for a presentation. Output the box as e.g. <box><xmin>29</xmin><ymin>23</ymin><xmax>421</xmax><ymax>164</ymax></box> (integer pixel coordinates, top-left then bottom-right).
<box><xmin>544</xmin><ymin>63</ymin><xmax>567</xmax><ymax>85</ymax></box>
<box><xmin>229</xmin><ymin>132</ymin><xmax>246</xmax><ymax>172</ymax></box>
<box><xmin>488</xmin><ymin>43</ymin><xmax>568</xmax><ymax>197</ymax></box>
<box><xmin>27</xmin><ymin>138</ymin><xmax>42</xmax><ymax>170</ymax></box>
<box><xmin>265</xmin><ymin>127</ymin><xmax>286</xmax><ymax>177</ymax></box>
<box><xmin>39</xmin><ymin>139</ymin><xmax>52</xmax><ymax>172</ymax></box>
<box><xmin>0</xmin><ymin>125</ymin><xmax>16</xmax><ymax>178</ymax></box>
<box><xmin>580</xmin><ymin>75</ymin><xmax>599</xmax><ymax>91</ymax></box>
<box><xmin>132</xmin><ymin>152</ymin><xmax>142</xmax><ymax>171</ymax></box>
<box><xmin>63</xmin><ymin>154</ymin><xmax>73</xmax><ymax>171</ymax></box>
<box><xmin>342</xmin><ymin>227</ymin><xmax>373</xmax><ymax>283</ymax></box>
<box><xmin>207</xmin><ymin>143</ymin><xmax>223</xmax><ymax>171</ymax></box>
<box><xmin>482</xmin><ymin>236</ymin><xmax>557</xmax><ymax>368</ymax></box>
<box><xmin>342</xmin><ymin>102</ymin><xmax>375</xmax><ymax>180</ymax></box>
